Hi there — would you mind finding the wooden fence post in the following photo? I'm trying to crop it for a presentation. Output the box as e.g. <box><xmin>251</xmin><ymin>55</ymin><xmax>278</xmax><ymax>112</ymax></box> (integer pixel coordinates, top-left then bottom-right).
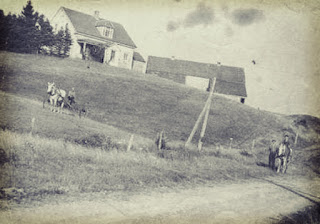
<box><xmin>198</xmin><ymin>78</ymin><xmax>216</xmax><ymax>151</ymax></box>
<box><xmin>127</xmin><ymin>134</ymin><xmax>134</xmax><ymax>152</ymax></box>
<box><xmin>294</xmin><ymin>132</ymin><xmax>299</xmax><ymax>146</ymax></box>
<box><xmin>229</xmin><ymin>138</ymin><xmax>233</xmax><ymax>150</ymax></box>
<box><xmin>185</xmin><ymin>78</ymin><xmax>216</xmax><ymax>149</ymax></box>
<box><xmin>251</xmin><ymin>139</ymin><xmax>255</xmax><ymax>151</ymax></box>
<box><xmin>30</xmin><ymin>117</ymin><xmax>35</xmax><ymax>135</ymax></box>
<box><xmin>158</xmin><ymin>130</ymin><xmax>163</xmax><ymax>151</ymax></box>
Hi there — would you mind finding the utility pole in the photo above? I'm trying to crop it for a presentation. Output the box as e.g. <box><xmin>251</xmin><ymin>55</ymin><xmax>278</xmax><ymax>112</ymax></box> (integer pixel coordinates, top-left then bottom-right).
<box><xmin>185</xmin><ymin>77</ymin><xmax>216</xmax><ymax>149</ymax></box>
<box><xmin>198</xmin><ymin>78</ymin><xmax>217</xmax><ymax>151</ymax></box>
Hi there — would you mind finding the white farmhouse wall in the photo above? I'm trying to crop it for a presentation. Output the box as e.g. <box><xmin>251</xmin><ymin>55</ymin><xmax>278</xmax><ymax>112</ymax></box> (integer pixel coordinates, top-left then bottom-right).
<box><xmin>104</xmin><ymin>44</ymin><xmax>133</xmax><ymax>69</ymax></box>
<box><xmin>51</xmin><ymin>7</ymin><xmax>136</xmax><ymax>70</ymax></box>
<box><xmin>132</xmin><ymin>61</ymin><xmax>146</xmax><ymax>73</ymax></box>
<box><xmin>185</xmin><ymin>76</ymin><xmax>209</xmax><ymax>91</ymax></box>
<box><xmin>116</xmin><ymin>45</ymin><xmax>133</xmax><ymax>70</ymax></box>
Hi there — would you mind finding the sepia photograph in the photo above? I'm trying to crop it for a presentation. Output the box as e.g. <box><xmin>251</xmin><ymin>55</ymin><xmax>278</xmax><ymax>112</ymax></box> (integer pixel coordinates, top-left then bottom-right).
<box><xmin>0</xmin><ymin>0</ymin><xmax>319</xmax><ymax>223</ymax></box>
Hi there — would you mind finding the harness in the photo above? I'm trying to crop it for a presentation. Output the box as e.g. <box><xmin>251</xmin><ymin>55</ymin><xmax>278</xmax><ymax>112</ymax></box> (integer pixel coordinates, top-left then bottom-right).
<box><xmin>49</xmin><ymin>86</ymin><xmax>62</xmax><ymax>97</ymax></box>
<box><xmin>49</xmin><ymin>90</ymin><xmax>56</xmax><ymax>96</ymax></box>
<box><xmin>276</xmin><ymin>143</ymin><xmax>292</xmax><ymax>160</ymax></box>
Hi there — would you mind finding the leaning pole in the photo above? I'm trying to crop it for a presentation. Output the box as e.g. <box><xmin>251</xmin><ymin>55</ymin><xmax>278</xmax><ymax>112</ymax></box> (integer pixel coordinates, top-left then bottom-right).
<box><xmin>185</xmin><ymin>77</ymin><xmax>216</xmax><ymax>149</ymax></box>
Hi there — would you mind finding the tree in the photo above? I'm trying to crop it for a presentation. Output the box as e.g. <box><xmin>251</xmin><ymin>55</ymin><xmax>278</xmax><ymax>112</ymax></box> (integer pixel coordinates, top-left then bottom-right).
<box><xmin>2</xmin><ymin>0</ymin><xmax>71</xmax><ymax>57</ymax></box>
<box><xmin>37</xmin><ymin>14</ymin><xmax>55</xmax><ymax>54</ymax></box>
<box><xmin>5</xmin><ymin>13</ymin><xmax>22</xmax><ymax>52</ymax></box>
<box><xmin>4</xmin><ymin>0</ymin><xmax>40</xmax><ymax>53</ymax></box>
<box><xmin>54</xmin><ymin>26</ymin><xmax>65</xmax><ymax>57</ymax></box>
<box><xmin>52</xmin><ymin>24</ymin><xmax>72</xmax><ymax>57</ymax></box>
<box><xmin>0</xmin><ymin>10</ymin><xmax>8</xmax><ymax>50</ymax></box>
<box><xmin>63</xmin><ymin>24</ymin><xmax>72</xmax><ymax>57</ymax></box>
<box><xmin>18</xmin><ymin>0</ymin><xmax>39</xmax><ymax>53</ymax></box>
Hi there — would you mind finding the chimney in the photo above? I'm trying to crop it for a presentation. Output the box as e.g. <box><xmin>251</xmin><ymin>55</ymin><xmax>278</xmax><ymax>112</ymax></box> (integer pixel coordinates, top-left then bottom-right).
<box><xmin>217</xmin><ymin>61</ymin><xmax>221</xmax><ymax>67</ymax></box>
<box><xmin>94</xmin><ymin>11</ymin><xmax>100</xmax><ymax>20</ymax></box>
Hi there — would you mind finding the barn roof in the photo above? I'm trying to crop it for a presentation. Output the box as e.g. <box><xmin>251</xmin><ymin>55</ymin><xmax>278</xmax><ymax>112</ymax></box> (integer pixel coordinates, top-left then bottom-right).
<box><xmin>62</xmin><ymin>7</ymin><xmax>137</xmax><ymax>48</ymax></box>
<box><xmin>146</xmin><ymin>56</ymin><xmax>247</xmax><ymax>97</ymax></box>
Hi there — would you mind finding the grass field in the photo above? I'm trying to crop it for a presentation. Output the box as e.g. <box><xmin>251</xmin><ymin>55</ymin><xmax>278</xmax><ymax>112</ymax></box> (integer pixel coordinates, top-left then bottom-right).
<box><xmin>2</xmin><ymin>51</ymin><xmax>317</xmax><ymax>150</ymax></box>
<box><xmin>0</xmin><ymin>127</ymin><xmax>297</xmax><ymax>206</ymax></box>
<box><xmin>0</xmin><ymin>51</ymin><xmax>319</xmax><ymax>212</ymax></box>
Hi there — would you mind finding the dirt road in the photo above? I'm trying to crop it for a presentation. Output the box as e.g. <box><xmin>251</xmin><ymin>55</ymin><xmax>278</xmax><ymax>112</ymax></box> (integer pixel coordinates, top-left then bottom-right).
<box><xmin>1</xmin><ymin>176</ymin><xmax>319</xmax><ymax>224</ymax></box>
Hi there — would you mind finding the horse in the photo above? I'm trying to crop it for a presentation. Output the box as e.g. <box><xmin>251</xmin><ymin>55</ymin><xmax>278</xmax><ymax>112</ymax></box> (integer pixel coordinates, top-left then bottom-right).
<box><xmin>46</xmin><ymin>82</ymin><xmax>66</xmax><ymax>113</ymax></box>
<box><xmin>275</xmin><ymin>143</ymin><xmax>293</xmax><ymax>174</ymax></box>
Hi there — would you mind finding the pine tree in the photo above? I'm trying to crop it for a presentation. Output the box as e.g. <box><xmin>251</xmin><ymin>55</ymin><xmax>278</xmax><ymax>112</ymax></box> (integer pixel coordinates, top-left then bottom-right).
<box><xmin>37</xmin><ymin>14</ymin><xmax>55</xmax><ymax>54</ymax></box>
<box><xmin>6</xmin><ymin>13</ymin><xmax>22</xmax><ymax>52</ymax></box>
<box><xmin>54</xmin><ymin>26</ymin><xmax>65</xmax><ymax>57</ymax></box>
<box><xmin>0</xmin><ymin>10</ymin><xmax>7</xmax><ymax>50</ymax></box>
<box><xmin>19</xmin><ymin>0</ymin><xmax>39</xmax><ymax>53</ymax></box>
<box><xmin>63</xmin><ymin>24</ymin><xmax>72</xmax><ymax>57</ymax></box>
<box><xmin>3</xmin><ymin>1</ymin><xmax>71</xmax><ymax>57</ymax></box>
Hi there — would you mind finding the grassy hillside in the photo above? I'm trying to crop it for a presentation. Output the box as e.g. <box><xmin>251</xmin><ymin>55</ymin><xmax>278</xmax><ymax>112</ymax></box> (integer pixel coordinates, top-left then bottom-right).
<box><xmin>1</xmin><ymin>128</ymin><xmax>318</xmax><ymax>206</ymax></box>
<box><xmin>0</xmin><ymin>130</ymin><xmax>273</xmax><ymax>196</ymax></box>
<box><xmin>0</xmin><ymin>51</ymin><xmax>319</xmax><ymax>207</ymax></box>
<box><xmin>0</xmin><ymin>92</ymin><xmax>153</xmax><ymax>150</ymax></box>
<box><xmin>0</xmin><ymin>51</ymin><xmax>318</xmax><ymax>149</ymax></box>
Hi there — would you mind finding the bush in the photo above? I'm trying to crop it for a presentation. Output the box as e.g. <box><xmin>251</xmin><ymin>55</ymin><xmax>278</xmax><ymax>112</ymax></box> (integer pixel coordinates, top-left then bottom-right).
<box><xmin>74</xmin><ymin>134</ymin><xmax>121</xmax><ymax>151</ymax></box>
<box><xmin>74</xmin><ymin>134</ymin><xmax>105</xmax><ymax>148</ymax></box>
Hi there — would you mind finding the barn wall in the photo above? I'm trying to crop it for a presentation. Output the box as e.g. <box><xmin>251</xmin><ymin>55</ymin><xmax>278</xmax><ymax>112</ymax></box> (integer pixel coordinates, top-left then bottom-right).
<box><xmin>185</xmin><ymin>76</ymin><xmax>209</xmax><ymax>91</ymax></box>
<box><xmin>215</xmin><ymin>92</ymin><xmax>245</xmax><ymax>103</ymax></box>
<box><xmin>147</xmin><ymin>71</ymin><xmax>185</xmax><ymax>84</ymax></box>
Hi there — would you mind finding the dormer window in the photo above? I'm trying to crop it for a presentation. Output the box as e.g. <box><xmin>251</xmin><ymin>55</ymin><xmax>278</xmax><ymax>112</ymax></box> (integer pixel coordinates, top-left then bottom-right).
<box><xmin>104</xmin><ymin>27</ymin><xmax>114</xmax><ymax>39</ymax></box>
<box><xmin>95</xmin><ymin>20</ymin><xmax>114</xmax><ymax>39</ymax></box>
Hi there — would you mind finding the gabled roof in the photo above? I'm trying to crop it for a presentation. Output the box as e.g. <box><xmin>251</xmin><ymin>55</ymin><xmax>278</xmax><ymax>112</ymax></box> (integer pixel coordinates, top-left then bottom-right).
<box><xmin>146</xmin><ymin>56</ymin><xmax>247</xmax><ymax>97</ymax></box>
<box><xmin>133</xmin><ymin>52</ymin><xmax>145</xmax><ymax>62</ymax></box>
<box><xmin>62</xmin><ymin>7</ymin><xmax>136</xmax><ymax>48</ymax></box>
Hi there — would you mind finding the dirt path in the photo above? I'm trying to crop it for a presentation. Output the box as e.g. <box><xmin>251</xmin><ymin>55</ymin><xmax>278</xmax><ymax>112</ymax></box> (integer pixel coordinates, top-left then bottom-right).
<box><xmin>1</xmin><ymin>176</ymin><xmax>319</xmax><ymax>224</ymax></box>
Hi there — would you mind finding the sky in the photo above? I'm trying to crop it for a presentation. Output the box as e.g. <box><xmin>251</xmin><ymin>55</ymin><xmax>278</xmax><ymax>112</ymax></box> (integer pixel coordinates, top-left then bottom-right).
<box><xmin>1</xmin><ymin>0</ymin><xmax>320</xmax><ymax>117</ymax></box>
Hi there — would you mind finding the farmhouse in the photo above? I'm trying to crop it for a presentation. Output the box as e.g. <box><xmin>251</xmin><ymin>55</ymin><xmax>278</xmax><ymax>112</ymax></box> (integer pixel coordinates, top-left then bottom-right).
<box><xmin>146</xmin><ymin>56</ymin><xmax>247</xmax><ymax>103</ymax></box>
<box><xmin>51</xmin><ymin>7</ymin><xmax>146</xmax><ymax>72</ymax></box>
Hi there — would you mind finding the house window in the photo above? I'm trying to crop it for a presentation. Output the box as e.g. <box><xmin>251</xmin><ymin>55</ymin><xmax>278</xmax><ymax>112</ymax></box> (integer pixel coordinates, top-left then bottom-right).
<box><xmin>124</xmin><ymin>53</ymin><xmax>128</xmax><ymax>61</ymax></box>
<box><xmin>104</xmin><ymin>27</ymin><xmax>114</xmax><ymax>39</ymax></box>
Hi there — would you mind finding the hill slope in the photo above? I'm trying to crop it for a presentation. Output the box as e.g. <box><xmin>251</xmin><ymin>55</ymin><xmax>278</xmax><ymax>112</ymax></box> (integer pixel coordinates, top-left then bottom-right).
<box><xmin>0</xmin><ymin>51</ymin><xmax>318</xmax><ymax>149</ymax></box>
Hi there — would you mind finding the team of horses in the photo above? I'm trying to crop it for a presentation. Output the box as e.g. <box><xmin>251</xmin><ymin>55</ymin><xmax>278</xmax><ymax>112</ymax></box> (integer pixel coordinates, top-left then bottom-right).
<box><xmin>268</xmin><ymin>139</ymin><xmax>293</xmax><ymax>174</ymax></box>
<box><xmin>45</xmin><ymin>82</ymin><xmax>66</xmax><ymax>113</ymax></box>
<box><xmin>45</xmin><ymin>82</ymin><xmax>87</xmax><ymax>117</ymax></box>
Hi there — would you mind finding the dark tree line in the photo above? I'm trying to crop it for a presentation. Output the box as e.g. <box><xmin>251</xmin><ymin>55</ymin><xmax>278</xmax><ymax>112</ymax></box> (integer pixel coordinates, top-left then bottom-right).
<box><xmin>0</xmin><ymin>1</ymin><xmax>72</xmax><ymax>57</ymax></box>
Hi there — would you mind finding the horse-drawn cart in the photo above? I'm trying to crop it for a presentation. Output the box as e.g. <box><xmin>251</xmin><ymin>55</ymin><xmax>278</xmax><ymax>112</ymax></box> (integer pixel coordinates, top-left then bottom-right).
<box><xmin>43</xmin><ymin>94</ymin><xmax>87</xmax><ymax>118</ymax></box>
<box><xmin>63</xmin><ymin>99</ymin><xmax>88</xmax><ymax>118</ymax></box>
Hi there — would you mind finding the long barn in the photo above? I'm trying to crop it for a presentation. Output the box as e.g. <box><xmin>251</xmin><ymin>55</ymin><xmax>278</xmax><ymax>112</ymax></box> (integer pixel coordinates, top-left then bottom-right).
<box><xmin>146</xmin><ymin>56</ymin><xmax>247</xmax><ymax>103</ymax></box>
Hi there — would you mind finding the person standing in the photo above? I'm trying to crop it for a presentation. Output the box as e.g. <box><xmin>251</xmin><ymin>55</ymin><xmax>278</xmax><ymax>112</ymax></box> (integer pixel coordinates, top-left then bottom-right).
<box><xmin>84</xmin><ymin>47</ymin><xmax>91</xmax><ymax>69</ymax></box>
<box><xmin>68</xmin><ymin>87</ymin><xmax>76</xmax><ymax>105</ymax></box>
<box><xmin>277</xmin><ymin>134</ymin><xmax>293</xmax><ymax>173</ymax></box>
<box><xmin>268</xmin><ymin>139</ymin><xmax>278</xmax><ymax>171</ymax></box>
